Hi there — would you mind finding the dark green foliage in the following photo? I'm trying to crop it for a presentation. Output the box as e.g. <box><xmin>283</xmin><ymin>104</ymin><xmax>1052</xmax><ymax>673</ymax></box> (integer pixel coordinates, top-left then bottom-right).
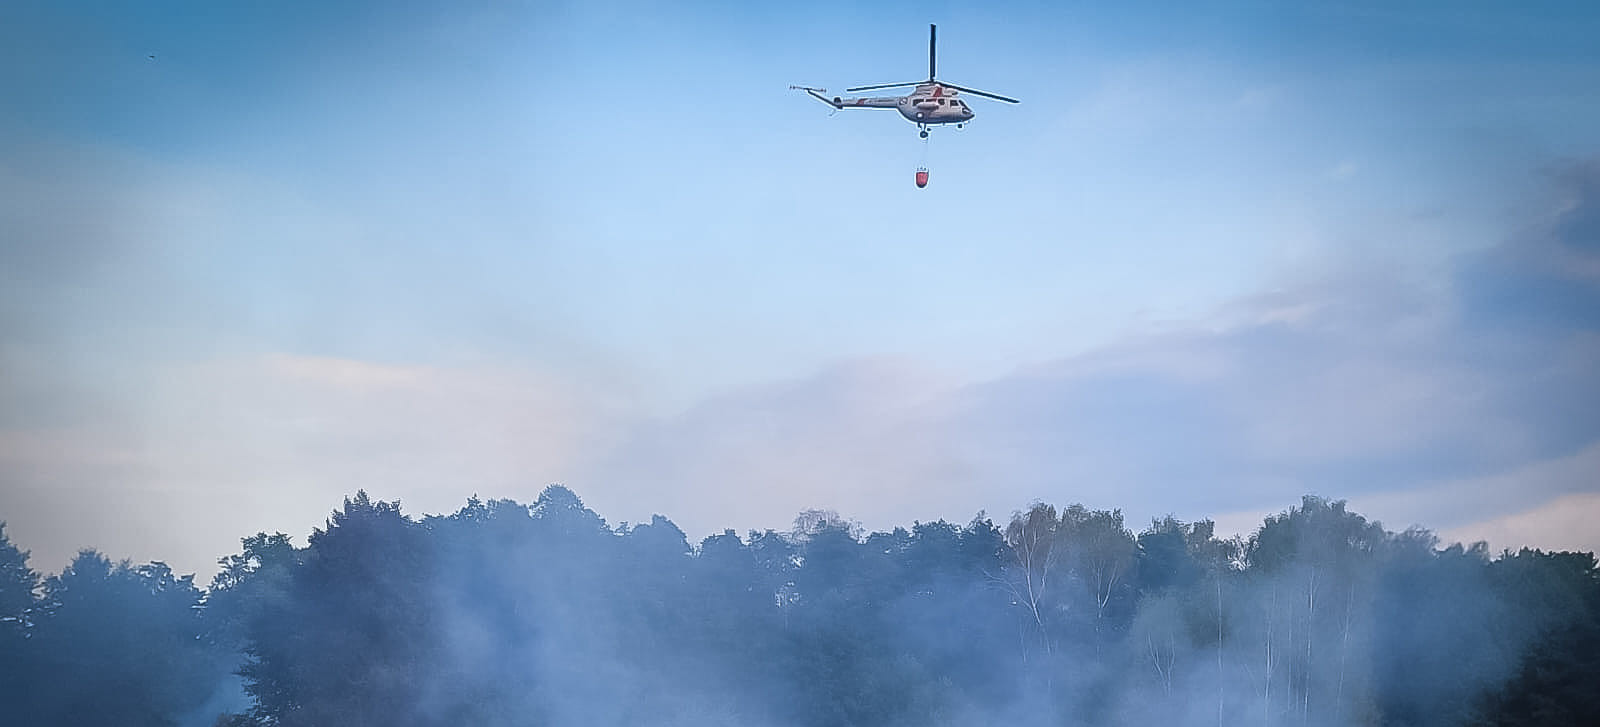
<box><xmin>1469</xmin><ymin>551</ymin><xmax>1600</xmax><ymax>727</ymax></box>
<box><xmin>0</xmin><ymin>522</ymin><xmax>42</xmax><ymax>715</ymax></box>
<box><xmin>3</xmin><ymin>492</ymin><xmax>1597</xmax><ymax>726</ymax></box>
<box><xmin>13</xmin><ymin>550</ymin><xmax>237</xmax><ymax>726</ymax></box>
<box><xmin>1139</xmin><ymin>515</ymin><xmax>1203</xmax><ymax>594</ymax></box>
<box><xmin>218</xmin><ymin>491</ymin><xmax>440</xmax><ymax>726</ymax></box>
<box><xmin>0</xmin><ymin>522</ymin><xmax>37</xmax><ymax>621</ymax></box>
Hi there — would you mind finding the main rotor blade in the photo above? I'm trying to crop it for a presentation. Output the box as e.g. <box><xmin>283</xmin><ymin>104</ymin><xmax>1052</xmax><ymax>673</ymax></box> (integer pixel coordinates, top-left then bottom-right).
<box><xmin>944</xmin><ymin>82</ymin><xmax>1019</xmax><ymax>104</ymax></box>
<box><xmin>845</xmin><ymin>81</ymin><xmax>923</xmax><ymax>92</ymax></box>
<box><xmin>929</xmin><ymin>24</ymin><xmax>937</xmax><ymax>81</ymax></box>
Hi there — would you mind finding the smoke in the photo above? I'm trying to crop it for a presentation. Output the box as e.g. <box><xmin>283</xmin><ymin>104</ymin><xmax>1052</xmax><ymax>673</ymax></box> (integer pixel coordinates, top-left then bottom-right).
<box><xmin>6</xmin><ymin>486</ymin><xmax>1590</xmax><ymax>726</ymax></box>
<box><xmin>204</xmin><ymin>490</ymin><xmax>1576</xmax><ymax>727</ymax></box>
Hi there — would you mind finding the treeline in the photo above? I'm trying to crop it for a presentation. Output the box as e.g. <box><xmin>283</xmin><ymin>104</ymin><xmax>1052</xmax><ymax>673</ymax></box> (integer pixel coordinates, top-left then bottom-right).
<box><xmin>0</xmin><ymin>489</ymin><xmax>1596</xmax><ymax>727</ymax></box>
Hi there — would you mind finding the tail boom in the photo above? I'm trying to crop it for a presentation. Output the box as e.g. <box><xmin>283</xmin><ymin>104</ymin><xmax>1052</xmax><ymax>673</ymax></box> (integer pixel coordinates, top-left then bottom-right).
<box><xmin>831</xmin><ymin>96</ymin><xmax>900</xmax><ymax>109</ymax></box>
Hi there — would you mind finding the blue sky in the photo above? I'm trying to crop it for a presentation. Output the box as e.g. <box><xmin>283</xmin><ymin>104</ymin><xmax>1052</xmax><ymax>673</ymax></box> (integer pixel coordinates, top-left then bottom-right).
<box><xmin>2</xmin><ymin>0</ymin><xmax>1598</xmax><ymax>577</ymax></box>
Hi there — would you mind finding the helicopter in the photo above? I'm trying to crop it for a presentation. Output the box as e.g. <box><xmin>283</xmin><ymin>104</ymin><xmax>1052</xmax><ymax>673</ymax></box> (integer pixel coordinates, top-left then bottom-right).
<box><xmin>791</xmin><ymin>24</ymin><xmax>1018</xmax><ymax>139</ymax></box>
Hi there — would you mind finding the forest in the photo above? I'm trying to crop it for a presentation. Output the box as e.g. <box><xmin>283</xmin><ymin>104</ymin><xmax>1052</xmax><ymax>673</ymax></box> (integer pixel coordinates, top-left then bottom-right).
<box><xmin>0</xmin><ymin>488</ymin><xmax>1595</xmax><ymax>727</ymax></box>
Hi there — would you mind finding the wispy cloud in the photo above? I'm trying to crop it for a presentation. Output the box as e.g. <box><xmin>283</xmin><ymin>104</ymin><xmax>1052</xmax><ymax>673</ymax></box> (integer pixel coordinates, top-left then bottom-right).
<box><xmin>0</xmin><ymin>353</ymin><xmax>621</xmax><ymax>575</ymax></box>
<box><xmin>4</xmin><ymin>0</ymin><xmax>1597</xmax><ymax>581</ymax></box>
<box><xmin>5</xmin><ymin>160</ymin><xmax>1595</xmax><ymax>578</ymax></box>
<box><xmin>584</xmin><ymin>159</ymin><xmax>1600</xmax><ymax>543</ymax></box>
<box><xmin>1443</xmin><ymin>491</ymin><xmax>1600</xmax><ymax>555</ymax></box>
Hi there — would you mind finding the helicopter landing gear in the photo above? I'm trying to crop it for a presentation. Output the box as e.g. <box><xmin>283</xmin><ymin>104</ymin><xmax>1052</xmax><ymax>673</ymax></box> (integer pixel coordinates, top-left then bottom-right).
<box><xmin>919</xmin><ymin>128</ymin><xmax>929</xmax><ymax>139</ymax></box>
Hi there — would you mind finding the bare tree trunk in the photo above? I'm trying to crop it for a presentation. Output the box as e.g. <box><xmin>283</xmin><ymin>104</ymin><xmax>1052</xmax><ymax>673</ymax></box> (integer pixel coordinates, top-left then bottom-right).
<box><xmin>1284</xmin><ymin>584</ymin><xmax>1294</xmax><ymax>725</ymax></box>
<box><xmin>1147</xmin><ymin>634</ymin><xmax>1174</xmax><ymax>696</ymax></box>
<box><xmin>998</xmin><ymin>513</ymin><xmax>1059</xmax><ymax>660</ymax></box>
<box><xmin>1304</xmin><ymin>568</ymin><xmax>1318</xmax><ymax>725</ymax></box>
<box><xmin>1336</xmin><ymin>583</ymin><xmax>1354</xmax><ymax>709</ymax></box>
<box><xmin>1218</xmin><ymin>578</ymin><xmax>1225</xmax><ymax>727</ymax></box>
<box><xmin>1264</xmin><ymin>585</ymin><xmax>1276</xmax><ymax>727</ymax></box>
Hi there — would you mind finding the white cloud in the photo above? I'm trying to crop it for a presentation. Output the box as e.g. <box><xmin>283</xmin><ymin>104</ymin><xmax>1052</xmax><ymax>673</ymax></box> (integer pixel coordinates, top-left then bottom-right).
<box><xmin>571</xmin><ymin>197</ymin><xmax>1600</xmax><ymax>549</ymax></box>
<box><xmin>1443</xmin><ymin>492</ymin><xmax>1600</xmax><ymax>555</ymax></box>
<box><xmin>5</xmin><ymin>111</ymin><xmax>1597</xmax><ymax>583</ymax></box>
<box><xmin>579</xmin><ymin>357</ymin><xmax>973</xmax><ymax>539</ymax></box>
<box><xmin>7</xmin><ymin>220</ymin><xmax>1596</xmax><ymax>578</ymax></box>
<box><xmin>0</xmin><ymin>353</ymin><xmax>623</xmax><ymax>578</ymax></box>
<box><xmin>1354</xmin><ymin>441</ymin><xmax>1600</xmax><ymax>538</ymax></box>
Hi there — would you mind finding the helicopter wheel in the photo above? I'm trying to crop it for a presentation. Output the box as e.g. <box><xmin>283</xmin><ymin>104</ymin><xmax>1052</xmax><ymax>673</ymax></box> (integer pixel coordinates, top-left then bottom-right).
<box><xmin>919</xmin><ymin>129</ymin><xmax>929</xmax><ymax>139</ymax></box>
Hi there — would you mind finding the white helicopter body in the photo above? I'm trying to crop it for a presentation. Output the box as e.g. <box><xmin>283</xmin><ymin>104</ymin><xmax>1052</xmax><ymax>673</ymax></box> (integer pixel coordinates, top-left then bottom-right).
<box><xmin>792</xmin><ymin>24</ymin><xmax>1016</xmax><ymax>139</ymax></box>
<box><xmin>830</xmin><ymin>84</ymin><xmax>975</xmax><ymax>125</ymax></box>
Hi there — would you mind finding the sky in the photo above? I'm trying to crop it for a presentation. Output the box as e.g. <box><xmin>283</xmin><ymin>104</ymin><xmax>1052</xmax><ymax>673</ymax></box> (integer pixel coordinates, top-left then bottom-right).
<box><xmin>2</xmin><ymin>0</ymin><xmax>1598</xmax><ymax>579</ymax></box>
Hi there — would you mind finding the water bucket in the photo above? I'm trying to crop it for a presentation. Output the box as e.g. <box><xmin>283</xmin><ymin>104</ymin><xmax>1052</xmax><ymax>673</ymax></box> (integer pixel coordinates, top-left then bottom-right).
<box><xmin>915</xmin><ymin>169</ymin><xmax>929</xmax><ymax>188</ymax></box>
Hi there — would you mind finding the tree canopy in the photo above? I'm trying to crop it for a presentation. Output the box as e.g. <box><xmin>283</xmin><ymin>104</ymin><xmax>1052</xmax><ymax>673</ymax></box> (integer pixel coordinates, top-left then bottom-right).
<box><xmin>0</xmin><ymin>491</ymin><xmax>1594</xmax><ymax>726</ymax></box>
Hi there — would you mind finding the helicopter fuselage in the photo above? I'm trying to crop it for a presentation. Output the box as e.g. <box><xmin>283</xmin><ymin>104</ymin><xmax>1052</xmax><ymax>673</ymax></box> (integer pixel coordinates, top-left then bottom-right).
<box><xmin>830</xmin><ymin>84</ymin><xmax>975</xmax><ymax>126</ymax></box>
<box><xmin>896</xmin><ymin>84</ymin><xmax>974</xmax><ymax>124</ymax></box>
